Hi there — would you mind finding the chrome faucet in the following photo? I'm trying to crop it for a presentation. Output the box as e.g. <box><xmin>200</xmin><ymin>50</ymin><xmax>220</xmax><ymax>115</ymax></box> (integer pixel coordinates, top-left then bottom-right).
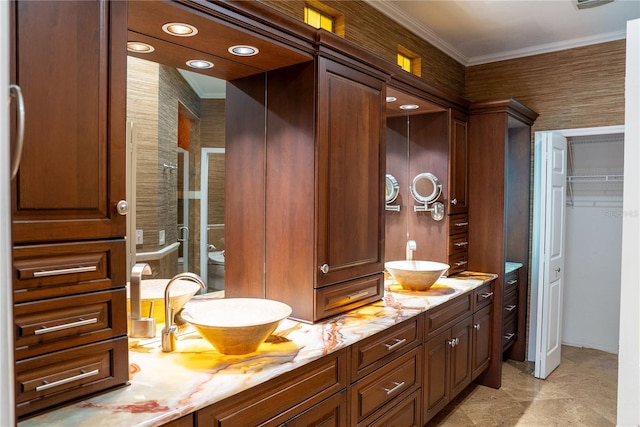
<box><xmin>406</xmin><ymin>240</ymin><xmax>417</xmax><ymax>261</ymax></box>
<box><xmin>129</xmin><ymin>263</ymin><xmax>155</xmax><ymax>338</ymax></box>
<box><xmin>162</xmin><ymin>272</ymin><xmax>207</xmax><ymax>352</ymax></box>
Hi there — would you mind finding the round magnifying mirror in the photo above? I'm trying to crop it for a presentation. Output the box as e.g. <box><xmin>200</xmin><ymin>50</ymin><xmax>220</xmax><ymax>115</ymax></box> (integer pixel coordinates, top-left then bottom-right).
<box><xmin>410</xmin><ymin>172</ymin><xmax>442</xmax><ymax>204</ymax></box>
<box><xmin>385</xmin><ymin>174</ymin><xmax>400</xmax><ymax>204</ymax></box>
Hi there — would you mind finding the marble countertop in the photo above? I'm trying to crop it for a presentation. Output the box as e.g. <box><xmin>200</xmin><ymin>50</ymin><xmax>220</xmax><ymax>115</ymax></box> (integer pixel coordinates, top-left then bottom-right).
<box><xmin>505</xmin><ymin>262</ymin><xmax>523</xmax><ymax>274</ymax></box>
<box><xmin>19</xmin><ymin>271</ymin><xmax>496</xmax><ymax>427</ymax></box>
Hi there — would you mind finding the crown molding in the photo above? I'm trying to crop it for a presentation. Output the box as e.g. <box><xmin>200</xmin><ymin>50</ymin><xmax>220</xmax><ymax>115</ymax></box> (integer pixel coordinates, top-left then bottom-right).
<box><xmin>364</xmin><ymin>0</ymin><xmax>628</xmax><ymax>67</ymax></box>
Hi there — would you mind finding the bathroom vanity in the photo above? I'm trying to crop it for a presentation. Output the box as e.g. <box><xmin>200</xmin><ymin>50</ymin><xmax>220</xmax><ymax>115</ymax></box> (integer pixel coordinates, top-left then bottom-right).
<box><xmin>17</xmin><ymin>273</ymin><xmax>496</xmax><ymax>427</ymax></box>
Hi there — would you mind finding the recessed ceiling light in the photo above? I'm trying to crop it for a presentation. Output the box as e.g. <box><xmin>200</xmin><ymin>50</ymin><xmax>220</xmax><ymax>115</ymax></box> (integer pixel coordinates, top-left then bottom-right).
<box><xmin>127</xmin><ymin>42</ymin><xmax>155</xmax><ymax>53</ymax></box>
<box><xmin>386</xmin><ymin>96</ymin><xmax>397</xmax><ymax>103</ymax></box>
<box><xmin>162</xmin><ymin>22</ymin><xmax>198</xmax><ymax>37</ymax></box>
<box><xmin>186</xmin><ymin>59</ymin><xmax>213</xmax><ymax>69</ymax></box>
<box><xmin>228</xmin><ymin>45</ymin><xmax>259</xmax><ymax>56</ymax></box>
<box><xmin>399</xmin><ymin>104</ymin><xmax>419</xmax><ymax>110</ymax></box>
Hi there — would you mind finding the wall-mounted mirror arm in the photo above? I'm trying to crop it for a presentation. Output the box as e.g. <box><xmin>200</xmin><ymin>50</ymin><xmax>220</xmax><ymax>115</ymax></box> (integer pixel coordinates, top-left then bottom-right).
<box><xmin>385</xmin><ymin>174</ymin><xmax>401</xmax><ymax>211</ymax></box>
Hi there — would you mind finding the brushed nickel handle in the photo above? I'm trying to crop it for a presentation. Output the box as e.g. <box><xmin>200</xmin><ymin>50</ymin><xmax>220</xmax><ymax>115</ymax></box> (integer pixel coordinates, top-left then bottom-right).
<box><xmin>33</xmin><ymin>265</ymin><xmax>97</xmax><ymax>277</ymax></box>
<box><xmin>116</xmin><ymin>200</ymin><xmax>129</xmax><ymax>215</ymax></box>
<box><xmin>320</xmin><ymin>264</ymin><xmax>329</xmax><ymax>274</ymax></box>
<box><xmin>347</xmin><ymin>290</ymin><xmax>369</xmax><ymax>300</ymax></box>
<box><xmin>455</xmin><ymin>260</ymin><xmax>468</xmax><ymax>267</ymax></box>
<box><xmin>451</xmin><ymin>198</ymin><xmax>458</xmax><ymax>205</ymax></box>
<box><xmin>454</xmin><ymin>241</ymin><xmax>468</xmax><ymax>247</ymax></box>
<box><xmin>481</xmin><ymin>292</ymin><xmax>494</xmax><ymax>299</ymax></box>
<box><xmin>448</xmin><ymin>338</ymin><xmax>457</xmax><ymax>347</ymax></box>
<box><xmin>506</xmin><ymin>304</ymin><xmax>517</xmax><ymax>312</ymax></box>
<box><xmin>454</xmin><ymin>222</ymin><xmax>469</xmax><ymax>227</ymax></box>
<box><xmin>504</xmin><ymin>333</ymin><xmax>516</xmax><ymax>340</ymax></box>
<box><xmin>473</xmin><ymin>323</ymin><xmax>480</xmax><ymax>330</ymax></box>
<box><xmin>10</xmin><ymin>84</ymin><xmax>25</xmax><ymax>180</ymax></box>
<box><xmin>35</xmin><ymin>369</ymin><xmax>100</xmax><ymax>392</ymax></box>
<box><xmin>383</xmin><ymin>381</ymin><xmax>405</xmax><ymax>395</ymax></box>
<box><xmin>34</xmin><ymin>317</ymin><xmax>98</xmax><ymax>335</ymax></box>
<box><xmin>506</xmin><ymin>279</ymin><xmax>518</xmax><ymax>285</ymax></box>
<box><xmin>383</xmin><ymin>338</ymin><xmax>407</xmax><ymax>351</ymax></box>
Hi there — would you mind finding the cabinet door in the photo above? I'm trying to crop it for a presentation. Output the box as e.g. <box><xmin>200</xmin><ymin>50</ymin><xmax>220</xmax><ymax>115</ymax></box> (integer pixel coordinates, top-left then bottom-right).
<box><xmin>448</xmin><ymin>109</ymin><xmax>468</xmax><ymax>214</ymax></box>
<box><xmin>449</xmin><ymin>316</ymin><xmax>472</xmax><ymax>397</ymax></box>
<box><xmin>472</xmin><ymin>304</ymin><xmax>493</xmax><ymax>380</ymax></box>
<box><xmin>316</xmin><ymin>58</ymin><xmax>384</xmax><ymax>287</ymax></box>
<box><xmin>11</xmin><ymin>0</ymin><xmax>127</xmax><ymax>243</ymax></box>
<box><xmin>423</xmin><ymin>329</ymin><xmax>449</xmax><ymax>422</ymax></box>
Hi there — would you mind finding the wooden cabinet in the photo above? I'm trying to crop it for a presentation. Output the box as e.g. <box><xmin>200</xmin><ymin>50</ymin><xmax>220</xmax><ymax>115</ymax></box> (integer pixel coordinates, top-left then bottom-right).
<box><xmin>9</xmin><ymin>0</ymin><xmax>129</xmax><ymax>419</ymax></box>
<box><xmin>472</xmin><ymin>304</ymin><xmax>493</xmax><ymax>379</ymax></box>
<box><xmin>196</xmin><ymin>349</ymin><xmax>346</xmax><ymax>426</ymax></box>
<box><xmin>349</xmin><ymin>317</ymin><xmax>422</xmax><ymax>426</ymax></box>
<box><xmin>447</xmin><ymin>213</ymin><xmax>469</xmax><ymax>275</ymax></box>
<box><xmin>226</xmin><ymin>42</ymin><xmax>388</xmax><ymax>322</ymax></box>
<box><xmin>422</xmin><ymin>282</ymin><xmax>494</xmax><ymax>423</ymax></box>
<box><xmin>10</xmin><ymin>0</ymin><xmax>127</xmax><ymax>244</ymax></box>
<box><xmin>423</xmin><ymin>313</ymin><xmax>472</xmax><ymax>423</ymax></box>
<box><xmin>468</xmin><ymin>99</ymin><xmax>538</xmax><ymax>388</ymax></box>
<box><xmin>448</xmin><ymin>109</ymin><xmax>469</xmax><ymax>215</ymax></box>
<box><xmin>502</xmin><ymin>267</ymin><xmax>522</xmax><ymax>355</ymax></box>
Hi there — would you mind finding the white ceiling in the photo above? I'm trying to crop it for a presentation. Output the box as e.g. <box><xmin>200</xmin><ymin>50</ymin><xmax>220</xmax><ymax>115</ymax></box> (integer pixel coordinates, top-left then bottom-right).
<box><xmin>366</xmin><ymin>0</ymin><xmax>640</xmax><ymax>65</ymax></box>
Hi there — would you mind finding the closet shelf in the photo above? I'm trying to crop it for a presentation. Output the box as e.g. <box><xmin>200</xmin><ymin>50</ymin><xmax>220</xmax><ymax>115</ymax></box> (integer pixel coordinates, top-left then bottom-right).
<box><xmin>567</xmin><ymin>174</ymin><xmax>623</xmax><ymax>183</ymax></box>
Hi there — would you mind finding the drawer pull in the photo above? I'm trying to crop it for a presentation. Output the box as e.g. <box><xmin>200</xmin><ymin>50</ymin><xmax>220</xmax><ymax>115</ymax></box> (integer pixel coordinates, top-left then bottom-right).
<box><xmin>507</xmin><ymin>279</ymin><xmax>518</xmax><ymax>285</ymax></box>
<box><xmin>383</xmin><ymin>381</ymin><xmax>405</xmax><ymax>396</ymax></box>
<box><xmin>506</xmin><ymin>304</ymin><xmax>517</xmax><ymax>312</ymax></box>
<box><xmin>454</xmin><ymin>222</ymin><xmax>469</xmax><ymax>227</ymax></box>
<box><xmin>504</xmin><ymin>333</ymin><xmax>516</xmax><ymax>341</ymax></box>
<box><xmin>481</xmin><ymin>292</ymin><xmax>494</xmax><ymax>299</ymax></box>
<box><xmin>347</xmin><ymin>290</ymin><xmax>369</xmax><ymax>300</ymax></box>
<box><xmin>35</xmin><ymin>369</ymin><xmax>100</xmax><ymax>392</ymax></box>
<box><xmin>455</xmin><ymin>260</ymin><xmax>468</xmax><ymax>267</ymax></box>
<box><xmin>33</xmin><ymin>265</ymin><xmax>97</xmax><ymax>278</ymax></box>
<box><xmin>454</xmin><ymin>241</ymin><xmax>468</xmax><ymax>247</ymax></box>
<box><xmin>383</xmin><ymin>338</ymin><xmax>407</xmax><ymax>351</ymax></box>
<box><xmin>34</xmin><ymin>317</ymin><xmax>98</xmax><ymax>335</ymax></box>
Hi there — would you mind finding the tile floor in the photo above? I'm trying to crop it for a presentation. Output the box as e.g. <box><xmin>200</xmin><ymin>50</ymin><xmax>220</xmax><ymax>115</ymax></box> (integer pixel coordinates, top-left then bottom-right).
<box><xmin>428</xmin><ymin>345</ymin><xmax>618</xmax><ymax>426</ymax></box>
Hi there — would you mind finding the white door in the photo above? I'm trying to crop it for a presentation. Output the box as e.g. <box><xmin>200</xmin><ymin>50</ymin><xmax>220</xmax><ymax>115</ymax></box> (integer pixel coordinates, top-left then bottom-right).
<box><xmin>534</xmin><ymin>132</ymin><xmax>567</xmax><ymax>379</ymax></box>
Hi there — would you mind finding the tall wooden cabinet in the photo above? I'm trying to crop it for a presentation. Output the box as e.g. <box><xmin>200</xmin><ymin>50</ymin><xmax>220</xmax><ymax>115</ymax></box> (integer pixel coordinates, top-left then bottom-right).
<box><xmin>226</xmin><ymin>35</ymin><xmax>388</xmax><ymax>323</ymax></box>
<box><xmin>10</xmin><ymin>0</ymin><xmax>129</xmax><ymax>419</ymax></box>
<box><xmin>467</xmin><ymin>99</ymin><xmax>538</xmax><ymax>388</ymax></box>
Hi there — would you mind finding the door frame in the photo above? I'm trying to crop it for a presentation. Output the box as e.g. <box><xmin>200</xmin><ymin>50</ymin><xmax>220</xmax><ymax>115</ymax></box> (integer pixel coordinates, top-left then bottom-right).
<box><xmin>199</xmin><ymin>148</ymin><xmax>225</xmax><ymax>285</ymax></box>
<box><xmin>529</xmin><ymin>125</ymin><xmax>624</xmax><ymax>366</ymax></box>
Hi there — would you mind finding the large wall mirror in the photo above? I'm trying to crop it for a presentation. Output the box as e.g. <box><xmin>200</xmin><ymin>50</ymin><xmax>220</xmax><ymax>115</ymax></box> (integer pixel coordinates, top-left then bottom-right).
<box><xmin>384</xmin><ymin>86</ymin><xmax>450</xmax><ymax>263</ymax></box>
<box><xmin>125</xmin><ymin>1</ymin><xmax>310</xmax><ymax>292</ymax></box>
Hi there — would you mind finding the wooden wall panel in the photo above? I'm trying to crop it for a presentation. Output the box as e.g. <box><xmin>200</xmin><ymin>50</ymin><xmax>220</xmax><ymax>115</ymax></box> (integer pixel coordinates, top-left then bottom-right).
<box><xmin>261</xmin><ymin>0</ymin><xmax>466</xmax><ymax>98</ymax></box>
<box><xmin>466</xmin><ymin>40</ymin><xmax>626</xmax><ymax>131</ymax></box>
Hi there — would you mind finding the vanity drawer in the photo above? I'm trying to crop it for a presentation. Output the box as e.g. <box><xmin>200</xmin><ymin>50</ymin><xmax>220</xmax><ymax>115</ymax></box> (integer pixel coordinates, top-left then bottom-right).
<box><xmin>503</xmin><ymin>288</ymin><xmax>518</xmax><ymax>319</ymax></box>
<box><xmin>13</xmin><ymin>239</ymin><xmax>126</xmax><ymax>303</ymax></box>
<box><xmin>448</xmin><ymin>233</ymin><xmax>469</xmax><ymax>255</ymax></box>
<box><xmin>449</xmin><ymin>214</ymin><xmax>469</xmax><ymax>235</ymax></box>
<box><xmin>350</xmin><ymin>346</ymin><xmax>421</xmax><ymax>424</ymax></box>
<box><xmin>447</xmin><ymin>252</ymin><xmax>468</xmax><ymax>276</ymax></box>
<box><xmin>424</xmin><ymin>292</ymin><xmax>472</xmax><ymax>340</ymax></box>
<box><xmin>502</xmin><ymin>316</ymin><xmax>517</xmax><ymax>351</ymax></box>
<box><xmin>15</xmin><ymin>337</ymin><xmax>129</xmax><ymax>418</ymax></box>
<box><xmin>351</xmin><ymin>317</ymin><xmax>422</xmax><ymax>381</ymax></box>
<box><xmin>362</xmin><ymin>388</ymin><xmax>421</xmax><ymax>427</ymax></box>
<box><xmin>14</xmin><ymin>288</ymin><xmax>127</xmax><ymax>360</ymax></box>
<box><xmin>473</xmin><ymin>280</ymin><xmax>495</xmax><ymax>311</ymax></box>
<box><xmin>504</xmin><ymin>270</ymin><xmax>519</xmax><ymax>294</ymax></box>
<box><xmin>315</xmin><ymin>274</ymin><xmax>384</xmax><ymax>322</ymax></box>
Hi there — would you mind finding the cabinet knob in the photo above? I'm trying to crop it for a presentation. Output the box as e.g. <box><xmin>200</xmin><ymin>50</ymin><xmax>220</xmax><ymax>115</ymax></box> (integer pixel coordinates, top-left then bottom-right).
<box><xmin>451</xmin><ymin>198</ymin><xmax>458</xmax><ymax>205</ymax></box>
<box><xmin>116</xmin><ymin>200</ymin><xmax>129</xmax><ymax>215</ymax></box>
<box><xmin>320</xmin><ymin>264</ymin><xmax>329</xmax><ymax>274</ymax></box>
<box><xmin>473</xmin><ymin>323</ymin><xmax>480</xmax><ymax>330</ymax></box>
